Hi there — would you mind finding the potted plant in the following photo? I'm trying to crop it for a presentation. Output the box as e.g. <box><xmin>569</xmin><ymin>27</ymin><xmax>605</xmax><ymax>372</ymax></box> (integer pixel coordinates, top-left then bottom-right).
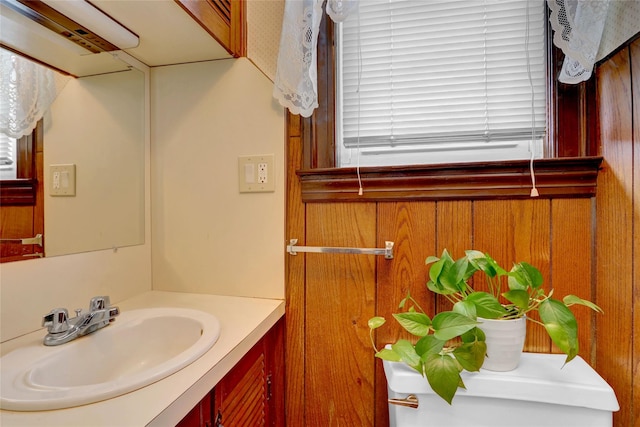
<box><xmin>368</xmin><ymin>249</ymin><xmax>602</xmax><ymax>404</ymax></box>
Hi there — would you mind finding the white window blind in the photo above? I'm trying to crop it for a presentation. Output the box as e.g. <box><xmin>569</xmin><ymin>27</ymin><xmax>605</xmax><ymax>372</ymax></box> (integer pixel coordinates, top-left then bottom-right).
<box><xmin>0</xmin><ymin>132</ymin><xmax>17</xmax><ymax>180</ymax></box>
<box><xmin>337</xmin><ymin>0</ymin><xmax>547</xmax><ymax>167</ymax></box>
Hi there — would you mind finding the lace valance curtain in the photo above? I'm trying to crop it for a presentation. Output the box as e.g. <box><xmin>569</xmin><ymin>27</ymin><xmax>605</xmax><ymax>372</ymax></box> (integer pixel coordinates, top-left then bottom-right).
<box><xmin>272</xmin><ymin>0</ymin><xmax>358</xmax><ymax>118</ymax></box>
<box><xmin>273</xmin><ymin>0</ymin><xmax>640</xmax><ymax>117</ymax></box>
<box><xmin>0</xmin><ymin>49</ymin><xmax>69</xmax><ymax>139</ymax></box>
<box><xmin>547</xmin><ymin>0</ymin><xmax>640</xmax><ymax>84</ymax></box>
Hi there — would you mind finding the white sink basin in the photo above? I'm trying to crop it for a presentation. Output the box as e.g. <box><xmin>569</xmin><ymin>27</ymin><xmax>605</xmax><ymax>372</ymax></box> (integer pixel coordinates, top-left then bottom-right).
<box><xmin>0</xmin><ymin>307</ymin><xmax>221</xmax><ymax>411</ymax></box>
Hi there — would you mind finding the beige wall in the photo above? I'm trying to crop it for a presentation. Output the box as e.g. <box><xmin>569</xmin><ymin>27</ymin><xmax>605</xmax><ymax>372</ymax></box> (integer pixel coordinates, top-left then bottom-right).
<box><xmin>0</xmin><ymin>246</ymin><xmax>152</xmax><ymax>341</ymax></box>
<box><xmin>150</xmin><ymin>58</ymin><xmax>285</xmax><ymax>299</ymax></box>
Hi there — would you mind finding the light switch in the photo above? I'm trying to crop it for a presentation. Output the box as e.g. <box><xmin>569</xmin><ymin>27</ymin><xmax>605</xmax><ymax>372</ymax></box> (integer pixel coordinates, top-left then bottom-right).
<box><xmin>49</xmin><ymin>164</ymin><xmax>76</xmax><ymax>196</ymax></box>
<box><xmin>238</xmin><ymin>155</ymin><xmax>275</xmax><ymax>193</ymax></box>
<box><xmin>245</xmin><ymin>163</ymin><xmax>255</xmax><ymax>183</ymax></box>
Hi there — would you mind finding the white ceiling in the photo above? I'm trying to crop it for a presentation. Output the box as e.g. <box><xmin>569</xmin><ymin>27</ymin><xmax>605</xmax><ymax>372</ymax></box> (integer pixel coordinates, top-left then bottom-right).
<box><xmin>0</xmin><ymin>0</ymin><xmax>232</xmax><ymax>76</ymax></box>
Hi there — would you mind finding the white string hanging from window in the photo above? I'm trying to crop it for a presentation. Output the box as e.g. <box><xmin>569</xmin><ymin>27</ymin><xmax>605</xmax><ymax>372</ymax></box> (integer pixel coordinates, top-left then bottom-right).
<box><xmin>355</xmin><ymin>8</ymin><xmax>364</xmax><ymax>196</ymax></box>
<box><xmin>525</xmin><ymin>0</ymin><xmax>539</xmax><ymax>198</ymax></box>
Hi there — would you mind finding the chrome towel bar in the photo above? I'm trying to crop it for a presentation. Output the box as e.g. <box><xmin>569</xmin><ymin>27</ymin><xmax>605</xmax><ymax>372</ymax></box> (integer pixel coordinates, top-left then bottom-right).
<box><xmin>0</xmin><ymin>233</ymin><xmax>43</xmax><ymax>247</ymax></box>
<box><xmin>286</xmin><ymin>239</ymin><xmax>394</xmax><ymax>260</ymax></box>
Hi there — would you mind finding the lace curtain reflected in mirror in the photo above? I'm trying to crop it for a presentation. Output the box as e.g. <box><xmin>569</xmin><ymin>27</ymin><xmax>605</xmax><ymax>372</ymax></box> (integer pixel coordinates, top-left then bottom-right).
<box><xmin>0</xmin><ymin>49</ymin><xmax>69</xmax><ymax>179</ymax></box>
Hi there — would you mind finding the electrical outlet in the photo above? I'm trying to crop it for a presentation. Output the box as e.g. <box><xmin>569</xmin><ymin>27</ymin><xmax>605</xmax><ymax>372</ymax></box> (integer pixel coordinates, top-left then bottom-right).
<box><xmin>258</xmin><ymin>162</ymin><xmax>268</xmax><ymax>184</ymax></box>
<box><xmin>238</xmin><ymin>155</ymin><xmax>275</xmax><ymax>193</ymax></box>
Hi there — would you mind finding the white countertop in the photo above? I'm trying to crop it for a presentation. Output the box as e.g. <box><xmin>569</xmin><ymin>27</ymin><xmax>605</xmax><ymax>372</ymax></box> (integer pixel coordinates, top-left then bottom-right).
<box><xmin>0</xmin><ymin>291</ymin><xmax>285</xmax><ymax>426</ymax></box>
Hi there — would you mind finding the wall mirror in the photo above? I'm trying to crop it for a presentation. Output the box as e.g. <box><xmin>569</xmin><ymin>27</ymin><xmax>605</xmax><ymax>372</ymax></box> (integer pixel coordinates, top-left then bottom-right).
<box><xmin>0</xmin><ymin>51</ymin><xmax>146</xmax><ymax>262</ymax></box>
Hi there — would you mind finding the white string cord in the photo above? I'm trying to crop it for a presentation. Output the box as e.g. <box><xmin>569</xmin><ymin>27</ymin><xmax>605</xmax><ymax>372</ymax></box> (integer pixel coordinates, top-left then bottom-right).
<box><xmin>355</xmin><ymin>9</ymin><xmax>364</xmax><ymax>196</ymax></box>
<box><xmin>525</xmin><ymin>0</ymin><xmax>539</xmax><ymax>197</ymax></box>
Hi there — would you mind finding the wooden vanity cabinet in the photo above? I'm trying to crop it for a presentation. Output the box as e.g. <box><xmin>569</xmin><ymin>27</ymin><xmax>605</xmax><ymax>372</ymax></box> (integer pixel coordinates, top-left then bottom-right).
<box><xmin>176</xmin><ymin>318</ymin><xmax>284</xmax><ymax>427</ymax></box>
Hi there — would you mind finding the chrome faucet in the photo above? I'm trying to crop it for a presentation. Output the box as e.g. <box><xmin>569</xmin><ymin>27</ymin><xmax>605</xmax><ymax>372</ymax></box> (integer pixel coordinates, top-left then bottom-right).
<box><xmin>42</xmin><ymin>296</ymin><xmax>120</xmax><ymax>346</ymax></box>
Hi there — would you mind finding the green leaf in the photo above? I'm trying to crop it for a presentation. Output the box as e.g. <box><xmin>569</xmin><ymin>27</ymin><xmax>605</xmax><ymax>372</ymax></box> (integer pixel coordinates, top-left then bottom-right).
<box><xmin>423</xmin><ymin>353</ymin><xmax>463</xmax><ymax>404</ymax></box>
<box><xmin>453</xmin><ymin>300</ymin><xmax>477</xmax><ymax>319</ymax></box>
<box><xmin>465</xmin><ymin>292</ymin><xmax>508</xmax><ymax>319</ymax></box>
<box><xmin>464</xmin><ymin>250</ymin><xmax>486</xmax><ymax>262</ymax></box>
<box><xmin>502</xmin><ymin>289</ymin><xmax>530</xmax><ymax>312</ymax></box>
<box><xmin>453</xmin><ymin>341</ymin><xmax>487</xmax><ymax>372</ymax></box>
<box><xmin>431</xmin><ymin>312</ymin><xmax>478</xmax><ymax>341</ymax></box>
<box><xmin>460</xmin><ymin>326</ymin><xmax>486</xmax><ymax>343</ymax></box>
<box><xmin>428</xmin><ymin>257</ymin><xmax>447</xmax><ymax>284</ymax></box>
<box><xmin>392</xmin><ymin>312</ymin><xmax>432</xmax><ymax>337</ymax></box>
<box><xmin>392</xmin><ymin>340</ymin><xmax>422</xmax><ymax>371</ymax></box>
<box><xmin>415</xmin><ymin>335</ymin><xmax>445</xmax><ymax>357</ymax></box>
<box><xmin>538</xmin><ymin>298</ymin><xmax>579</xmax><ymax>363</ymax></box>
<box><xmin>427</xmin><ymin>279</ymin><xmax>455</xmax><ymax>295</ymax></box>
<box><xmin>509</xmin><ymin>262</ymin><xmax>544</xmax><ymax>290</ymax></box>
<box><xmin>467</xmin><ymin>251</ymin><xmax>505</xmax><ymax>277</ymax></box>
<box><xmin>368</xmin><ymin>316</ymin><xmax>386</xmax><ymax>330</ymax></box>
<box><xmin>425</xmin><ymin>255</ymin><xmax>441</xmax><ymax>266</ymax></box>
<box><xmin>375</xmin><ymin>348</ymin><xmax>402</xmax><ymax>362</ymax></box>
<box><xmin>563</xmin><ymin>295</ymin><xmax>603</xmax><ymax>313</ymax></box>
<box><xmin>440</xmin><ymin>257</ymin><xmax>469</xmax><ymax>292</ymax></box>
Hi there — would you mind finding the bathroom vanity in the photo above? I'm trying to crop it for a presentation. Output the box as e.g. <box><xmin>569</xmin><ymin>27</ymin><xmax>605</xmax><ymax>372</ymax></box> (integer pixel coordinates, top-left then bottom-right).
<box><xmin>0</xmin><ymin>291</ymin><xmax>285</xmax><ymax>426</ymax></box>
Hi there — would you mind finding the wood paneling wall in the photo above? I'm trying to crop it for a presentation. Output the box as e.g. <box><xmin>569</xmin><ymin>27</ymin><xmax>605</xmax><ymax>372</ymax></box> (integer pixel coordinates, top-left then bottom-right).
<box><xmin>595</xmin><ymin>41</ymin><xmax>639</xmax><ymax>427</ymax></box>
<box><xmin>285</xmin><ymin>39</ymin><xmax>639</xmax><ymax>427</ymax></box>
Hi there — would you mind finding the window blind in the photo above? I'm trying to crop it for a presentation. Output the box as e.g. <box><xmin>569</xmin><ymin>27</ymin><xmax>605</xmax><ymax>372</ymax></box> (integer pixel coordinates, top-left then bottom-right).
<box><xmin>0</xmin><ymin>132</ymin><xmax>17</xmax><ymax>180</ymax></box>
<box><xmin>337</xmin><ymin>0</ymin><xmax>546</xmax><ymax>166</ymax></box>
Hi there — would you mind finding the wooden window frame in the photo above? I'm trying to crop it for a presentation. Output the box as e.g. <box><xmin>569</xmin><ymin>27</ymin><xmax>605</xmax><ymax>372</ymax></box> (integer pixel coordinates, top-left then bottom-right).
<box><xmin>295</xmin><ymin>10</ymin><xmax>602</xmax><ymax>202</ymax></box>
<box><xmin>0</xmin><ymin>120</ymin><xmax>42</xmax><ymax>205</ymax></box>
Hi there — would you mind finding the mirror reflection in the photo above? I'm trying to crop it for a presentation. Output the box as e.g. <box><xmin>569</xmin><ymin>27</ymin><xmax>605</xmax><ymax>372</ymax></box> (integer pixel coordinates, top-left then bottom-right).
<box><xmin>0</xmin><ymin>50</ymin><xmax>145</xmax><ymax>262</ymax></box>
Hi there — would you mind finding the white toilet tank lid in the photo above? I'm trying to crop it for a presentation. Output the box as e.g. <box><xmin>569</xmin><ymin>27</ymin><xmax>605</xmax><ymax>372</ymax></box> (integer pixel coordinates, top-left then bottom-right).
<box><xmin>384</xmin><ymin>352</ymin><xmax>619</xmax><ymax>411</ymax></box>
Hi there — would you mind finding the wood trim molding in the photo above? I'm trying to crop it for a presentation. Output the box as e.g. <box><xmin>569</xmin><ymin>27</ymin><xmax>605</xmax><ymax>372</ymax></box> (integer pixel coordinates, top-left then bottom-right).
<box><xmin>0</xmin><ymin>178</ymin><xmax>37</xmax><ymax>205</ymax></box>
<box><xmin>296</xmin><ymin>156</ymin><xmax>603</xmax><ymax>202</ymax></box>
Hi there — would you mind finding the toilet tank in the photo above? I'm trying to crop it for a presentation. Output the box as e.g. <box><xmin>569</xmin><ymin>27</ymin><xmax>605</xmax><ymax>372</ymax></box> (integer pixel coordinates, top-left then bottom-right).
<box><xmin>385</xmin><ymin>353</ymin><xmax>619</xmax><ymax>427</ymax></box>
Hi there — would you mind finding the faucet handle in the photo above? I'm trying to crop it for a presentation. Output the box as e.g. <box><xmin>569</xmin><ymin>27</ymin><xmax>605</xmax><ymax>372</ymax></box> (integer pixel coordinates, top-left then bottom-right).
<box><xmin>89</xmin><ymin>296</ymin><xmax>111</xmax><ymax>311</ymax></box>
<box><xmin>42</xmin><ymin>308</ymin><xmax>70</xmax><ymax>333</ymax></box>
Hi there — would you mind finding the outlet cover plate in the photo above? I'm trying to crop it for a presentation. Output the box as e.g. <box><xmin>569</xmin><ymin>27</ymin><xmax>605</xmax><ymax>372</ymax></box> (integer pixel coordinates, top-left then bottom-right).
<box><xmin>49</xmin><ymin>164</ymin><xmax>76</xmax><ymax>196</ymax></box>
<box><xmin>238</xmin><ymin>154</ymin><xmax>275</xmax><ymax>193</ymax></box>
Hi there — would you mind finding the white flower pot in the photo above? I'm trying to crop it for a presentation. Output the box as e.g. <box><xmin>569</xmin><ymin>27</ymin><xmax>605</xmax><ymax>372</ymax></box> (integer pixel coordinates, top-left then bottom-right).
<box><xmin>477</xmin><ymin>316</ymin><xmax>527</xmax><ymax>371</ymax></box>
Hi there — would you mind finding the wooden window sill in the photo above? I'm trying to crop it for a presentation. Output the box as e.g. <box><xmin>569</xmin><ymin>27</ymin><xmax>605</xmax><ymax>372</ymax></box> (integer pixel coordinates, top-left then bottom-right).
<box><xmin>297</xmin><ymin>157</ymin><xmax>603</xmax><ymax>202</ymax></box>
<box><xmin>0</xmin><ymin>179</ymin><xmax>37</xmax><ymax>205</ymax></box>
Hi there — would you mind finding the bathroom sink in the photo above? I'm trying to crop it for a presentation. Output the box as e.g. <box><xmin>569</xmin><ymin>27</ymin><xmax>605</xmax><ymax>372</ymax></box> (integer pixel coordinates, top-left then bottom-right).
<box><xmin>0</xmin><ymin>307</ymin><xmax>221</xmax><ymax>411</ymax></box>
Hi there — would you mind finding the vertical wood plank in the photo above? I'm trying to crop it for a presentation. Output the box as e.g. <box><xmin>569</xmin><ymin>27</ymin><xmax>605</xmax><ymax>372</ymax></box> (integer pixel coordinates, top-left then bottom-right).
<box><xmin>550</xmin><ymin>198</ymin><xmax>594</xmax><ymax>361</ymax></box>
<box><xmin>285</xmin><ymin>114</ymin><xmax>306</xmax><ymax>426</ymax></box>
<box><xmin>596</xmin><ymin>46</ymin><xmax>634</xmax><ymax>427</ymax></box>
<box><xmin>631</xmin><ymin>38</ymin><xmax>640</xmax><ymax>427</ymax></box>
<box><xmin>306</xmin><ymin>202</ymin><xmax>377</xmax><ymax>426</ymax></box>
<box><xmin>375</xmin><ymin>202</ymin><xmax>436</xmax><ymax>426</ymax></box>
<box><xmin>435</xmin><ymin>200</ymin><xmax>473</xmax><ymax>313</ymax></box>
<box><xmin>473</xmin><ymin>199</ymin><xmax>551</xmax><ymax>352</ymax></box>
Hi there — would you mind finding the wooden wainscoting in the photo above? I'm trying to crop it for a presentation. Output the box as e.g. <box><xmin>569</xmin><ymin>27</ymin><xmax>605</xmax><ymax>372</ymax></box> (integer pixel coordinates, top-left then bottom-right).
<box><xmin>285</xmin><ymin>38</ymin><xmax>639</xmax><ymax>427</ymax></box>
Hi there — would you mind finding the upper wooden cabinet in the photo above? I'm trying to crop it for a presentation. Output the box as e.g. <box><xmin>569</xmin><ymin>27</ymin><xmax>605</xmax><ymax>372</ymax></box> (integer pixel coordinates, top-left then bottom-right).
<box><xmin>175</xmin><ymin>0</ymin><xmax>246</xmax><ymax>57</ymax></box>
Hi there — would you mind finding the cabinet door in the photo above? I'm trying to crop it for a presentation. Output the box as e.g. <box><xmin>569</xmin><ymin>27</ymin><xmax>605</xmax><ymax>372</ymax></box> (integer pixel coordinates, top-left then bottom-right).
<box><xmin>214</xmin><ymin>320</ymin><xmax>284</xmax><ymax>427</ymax></box>
<box><xmin>214</xmin><ymin>342</ymin><xmax>266</xmax><ymax>426</ymax></box>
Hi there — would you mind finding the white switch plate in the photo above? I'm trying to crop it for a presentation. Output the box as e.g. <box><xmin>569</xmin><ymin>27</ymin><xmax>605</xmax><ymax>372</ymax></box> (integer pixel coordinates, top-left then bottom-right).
<box><xmin>49</xmin><ymin>164</ymin><xmax>76</xmax><ymax>196</ymax></box>
<box><xmin>238</xmin><ymin>155</ymin><xmax>275</xmax><ymax>193</ymax></box>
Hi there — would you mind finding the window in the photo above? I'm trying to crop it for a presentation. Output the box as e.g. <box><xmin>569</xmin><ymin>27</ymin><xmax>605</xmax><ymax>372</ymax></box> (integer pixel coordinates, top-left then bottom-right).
<box><xmin>336</xmin><ymin>0</ymin><xmax>547</xmax><ymax>167</ymax></box>
<box><xmin>0</xmin><ymin>120</ymin><xmax>40</xmax><ymax>206</ymax></box>
<box><xmin>295</xmin><ymin>2</ymin><xmax>601</xmax><ymax>202</ymax></box>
